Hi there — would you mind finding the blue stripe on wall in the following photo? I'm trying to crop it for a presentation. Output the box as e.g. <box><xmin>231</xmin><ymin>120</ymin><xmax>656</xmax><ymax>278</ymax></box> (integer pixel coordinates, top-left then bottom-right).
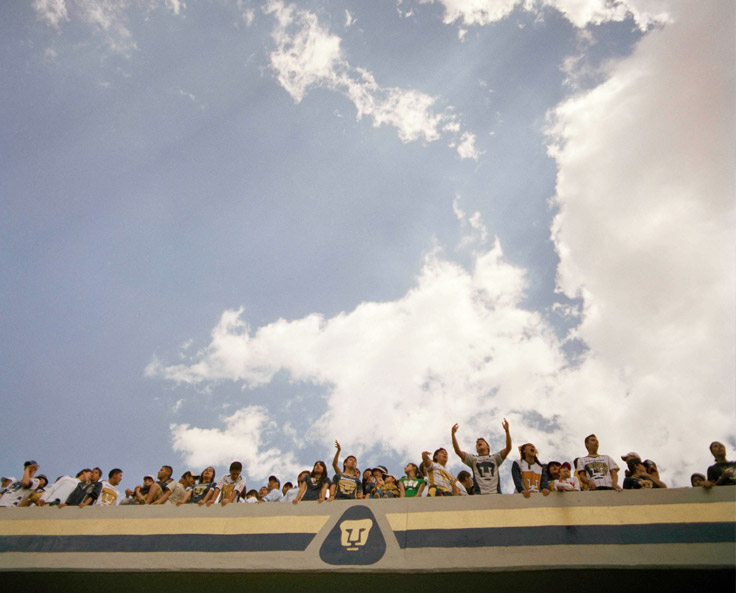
<box><xmin>394</xmin><ymin>522</ymin><xmax>736</xmax><ymax>549</ymax></box>
<box><xmin>0</xmin><ymin>532</ymin><xmax>316</xmax><ymax>553</ymax></box>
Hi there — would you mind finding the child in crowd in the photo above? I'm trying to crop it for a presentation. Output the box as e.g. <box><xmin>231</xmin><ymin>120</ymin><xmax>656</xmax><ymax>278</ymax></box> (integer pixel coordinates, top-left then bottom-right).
<box><xmin>398</xmin><ymin>463</ymin><xmax>426</xmax><ymax>498</ymax></box>
<box><xmin>551</xmin><ymin>462</ymin><xmax>580</xmax><ymax>492</ymax></box>
<box><xmin>206</xmin><ymin>461</ymin><xmax>245</xmax><ymax>506</ymax></box>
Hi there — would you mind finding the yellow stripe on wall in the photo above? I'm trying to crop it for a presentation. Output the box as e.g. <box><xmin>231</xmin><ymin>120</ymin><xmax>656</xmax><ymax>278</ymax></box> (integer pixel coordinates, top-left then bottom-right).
<box><xmin>0</xmin><ymin>515</ymin><xmax>330</xmax><ymax>537</ymax></box>
<box><xmin>386</xmin><ymin>502</ymin><xmax>735</xmax><ymax>531</ymax></box>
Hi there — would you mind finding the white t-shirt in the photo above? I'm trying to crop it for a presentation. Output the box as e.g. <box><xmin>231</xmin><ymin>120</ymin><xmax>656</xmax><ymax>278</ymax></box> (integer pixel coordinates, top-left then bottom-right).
<box><xmin>463</xmin><ymin>451</ymin><xmax>505</xmax><ymax>494</ymax></box>
<box><xmin>0</xmin><ymin>478</ymin><xmax>41</xmax><ymax>507</ymax></box>
<box><xmin>552</xmin><ymin>476</ymin><xmax>581</xmax><ymax>491</ymax></box>
<box><xmin>95</xmin><ymin>481</ymin><xmax>121</xmax><ymax>506</ymax></box>
<box><xmin>425</xmin><ymin>461</ymin><xmax>456</xmax><ymax>493</ymax></box>
<box><xmin>40</xmin><ymin>476</ymin><xmax>79</xmax><ymax>505</ymax></box>
<box><xmin>215</xmin><ymin>474</ymin><xmax>246</xmax><ymax>503</ymax></box>
<box><xmin>576</xmin><ymin>455</ymin><xmax>619</xmax><ymax>488</ymax></box>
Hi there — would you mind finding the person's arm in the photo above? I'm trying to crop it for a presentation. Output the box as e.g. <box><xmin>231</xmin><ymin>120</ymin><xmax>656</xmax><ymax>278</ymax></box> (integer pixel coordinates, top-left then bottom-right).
<box><xmin>21</xmin><ymin>464</ymin><xmax>38</xmax><ymax>488</ymax></box>
<box><xmin>451</xmin><ymin>424</ymin><xmax>467</xmax><ymax>461</ymax></box>
<box><xmin>222</xmin><ymin>484</ymin><xmax>241</xmax><ymax>506</ymax></box>
<box><xmin>541</xmin><ymin>468</ymin><xmax>550</xmax><ymax>496</ymax></box>
<box><xmin>204</xmin><ymin>488</ymin><xmax>220</xmax><ymax>506</ymax></box>
<box><xmin>292</xmin><ymin>480</ymin><xmax>307</xmax><ymax>504</ymax></box>
<box><xmin>646</xmin><ymin>468</ymin><xmax>667</xmax><ymax>488</ymax></box>
<box><xmin>576</xmin><ymin>463</ymin><xmax>596</xmax><ymax>491</ymax></box>
<box><xmin>398</xmin><ymin>480</ymin><xmax>406</xmax><ymax>498</ymax></box>
<box><xmin>511</xmin><ymin>461</ymin><xmax>529</xmax><ymax>497</ymax></box>
<box><xmin>499</xmin><ymin>418</ymin><xmax>512</xmax><ymax>460</ymax></box>
<box><xmin>318</xmin><ymin>480</ymin><xmax>329</xmax><ymax>503</ymax></box>
<box><xmin>332</xmin><ymin>441</ymin><xmax>342</xmax><ymax>475</ymax></box>
<box><xmin>145</xmin><ymin>483</ymin><xmax>161</xmax><ymax>504</ymax></box>
<box><xmin>79</xmin><ymin>482</ymin><xmax>102</xmax><ymax>508</ymax></box>
<box><xmin>153</xmin><ymin>483</ymin><xmax>173</xmax><ymax>505</ymax></box>
<box><xmin>178</xmin><ymin>488</ymin><xmax>193</xmax><ymax>505</ymax></box>
<box><xmin>422</xmin><ymin>451</ymin><xmax>432</xmax><ymax>471</ymax></box>
<box><xmin>416</xmin><ymin>481</ymin><xmax>426</xmax><ymax>497</ymax></box>
<box><xmin>610</xmin><ymin>469</ymin><xmax>621</xmax><ymax>491</ymax></box>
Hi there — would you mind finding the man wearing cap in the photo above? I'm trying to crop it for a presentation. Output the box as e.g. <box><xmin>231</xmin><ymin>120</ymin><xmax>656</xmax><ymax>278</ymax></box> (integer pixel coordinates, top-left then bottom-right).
<box><xmin>451</xmin><ymin>418</ymin><xmax>512</xmax><ymax>494</ymax></box>
<box><xmin>153</xmin><ymin>471</ymin><xmax>196</xmax><ymax>504</ymax></box>
<box><xmin>576</xmin><ymin>435</ymin><xmax>621</xmax><ymax>491</ymax></box>
<box><xmin>0</xmin><ymin>461</ymin><xmax>44</xmax><ymax>507</ymax></box>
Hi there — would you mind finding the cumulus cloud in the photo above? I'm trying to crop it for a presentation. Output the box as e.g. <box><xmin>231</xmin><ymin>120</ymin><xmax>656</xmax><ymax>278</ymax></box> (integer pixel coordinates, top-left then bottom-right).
<box><xmin>416</xmin><ymin>0</ymin><xmax>671</xmax><ymax>29</ymax></box>
<box><xmin>32</xmin><ymin>0</ymin><xmax>70</xmax><ymax>29</ymax></box>
<box><xmin>265</xmin><ymin>0</ymin><xmax>479</xmax><ymax>155</ymax></box>
<box><xmin>546</xmin><ymin>0</ymin><xmax>735</xmax><ymax>465</ymax></box>
<box><xmin>170</xmin><ymin>405</ymin><xmax>301</xmax><ymax>480</ymax></box>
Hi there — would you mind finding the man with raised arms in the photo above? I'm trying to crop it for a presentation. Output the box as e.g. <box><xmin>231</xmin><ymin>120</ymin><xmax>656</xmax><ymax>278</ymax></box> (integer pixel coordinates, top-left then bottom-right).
<box><xmin>451</xmin><ymin>418</ymin><xmax>512</xmax><ymax>494</ymax></box>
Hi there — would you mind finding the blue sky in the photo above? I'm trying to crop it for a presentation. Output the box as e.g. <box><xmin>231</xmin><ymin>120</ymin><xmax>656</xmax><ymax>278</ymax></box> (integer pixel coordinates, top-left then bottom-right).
<box><xmin>2</xmin><ymin>0</ymin><xmax>733</xmax><ymax>493</ymax></box>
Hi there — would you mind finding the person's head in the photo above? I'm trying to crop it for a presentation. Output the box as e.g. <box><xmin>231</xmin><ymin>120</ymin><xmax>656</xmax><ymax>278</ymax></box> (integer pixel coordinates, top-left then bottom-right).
<box><xmin>433</xmin><ymin>449</ymin><xmax>448</xmax><ymax>466</ymax></box>
<box><xmin>258</xmin><ymin>486</ymin><xmax>268</xmax><ymax>499</ymax></box>
<box><xmin>384</xmin><ymin>475</ymin><xmax>396</xmax><ymax>485</ymax></box>
<box><xmin>200</xmin><ymin>467</ymin><xmax>216</xmax><ymax>483</ymax></box>
<box><xmin>158</xmin><ymin>466</ymin><xmax>173</xmax><ymax>481</ymax></box>
<box><xmin>36</xmin><ymin>475</ymin><xmax>48</xmax><ymax>489</ymax></box>
<box><xmin>520</xmin><ymin>444</ymin><xmax>539</xmax><ymax>464</ymax></box>
<box><xmin>77</xmin><ymin>469</ymin><xmax>92</xmax><ymax>481</ymax></box>
<box><xmin>547</xmin><ymin>461</ymin><xmax>561</xmax><ymax>480</ymax></box>
<box><xmin>312</xmin><ymin>461</ymin><xmax>327</xmax><ymax>478</ymax></box>
<box><xmin>559</xmin><ymin>462</ymin><xmax>572</xmax><ymax>480</ymax></box>
<box><xmin>343</xmin><ymin>455</ymin><xmax>357</xmax><ymax>471</ymax></box>
<box><xmin>92</xmin><ymin>467</ymin><xmax>103</xmax><ymax>482</ymax></box>
<box><xmin>363</xmin><ymin>469</ymin><xmax>374</xmax><ymax>482</ymax></box>
<box><xmin>108</xmin><ymin>469</ymin><xmax>123</xmax><ymax>486</ymax></box>
<box><xmin>282</xmin><ymin>481</ymin><xmax>293</xmax><ymax>495</ymax></box>
<box><xmin>475</xmin><ymin>438</ymin><xmax>490</xmax><ymax>456</ymax></box>
<box><xmin>229</xmin><ymin>461</ymin><xmax>243</xmax><ymax>480</ymax></box>
<box><xmin>404</xmin><ymin>463</ymin><xmax>418</xmax><ymax>478</ymax></box>
<box><xmin>627</xmin><ymin>459</ymin><xmax>646</xmax><ymax>475</ymax></box>
<box><xmin>181</xmin><ymin>471</ymin><xmax>197</xmax><ymax>487</ymax></box>
<box><xmin>621</xmin><ymin>452</ymin><xmax>641</xmax><ymax>464</ymax></box>
<box><xmin>643</xmin><ymin>460</ymin><xmax>658</xmax><ymax>474</ymax></box>
<box><xmin>0</xmin><ymin>477</ymin><xmax>13</xmax><ymax>488</ymax></box>
<box><xmin>245</xmin><ymin>489</ymin><xmax>258</xmax><ymax>499</ymax></box>
<box><xmin>690</xmin><ymin>473</ymin><xmax>706</xmax><ymax>487</ymax></box>
<box><xmin>372</xmin><ymin>465</ymin><xmax>388</xmax><ymax>481</ymax></box>
<box><xmin>457</xmin><ymin>470</ymin><xmax>473</xmax><ymax>489</ymax></box>
<box><xmin>143</xmin><ymin>476</ymin><xmax>154</xmax><ymax>487</ymax></box>
<box><xmin>709</xmin><ymin>441</ymin><xmax>727</xmax><ymax>461</ymax></box>
<box><xmin>584</xmin><ymin>434</ymin><xmax>599</xmax><ymax>455</ymax></box>
<box><xmin>268</xmin><ymin>475</ymin><xmax>280</xmax><ymax>491</ymax></box>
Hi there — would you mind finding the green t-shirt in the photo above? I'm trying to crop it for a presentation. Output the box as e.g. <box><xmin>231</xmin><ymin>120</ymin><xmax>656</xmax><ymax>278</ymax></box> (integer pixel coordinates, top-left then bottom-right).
<box><xmin>399</xmin><ymin>476</ymin><xmax>425</xmax><ymax>497</ymax></box>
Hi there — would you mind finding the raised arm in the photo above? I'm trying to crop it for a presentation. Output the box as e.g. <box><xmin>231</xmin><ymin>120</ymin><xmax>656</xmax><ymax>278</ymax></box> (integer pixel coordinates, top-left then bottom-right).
<box><xmin>499</xmin><ymin>418</ymin><xmax>512</xmax><ymax>460</ymax></box>
<box><xmin>451</xmin><ymin>424</ymin><xmax>467</xmax><ymax>461</ymax></box>
<box><xmin>21</xmin><ymin>463</ymin><xmax>38</xmax><ymax>488</ymax></box>
<box><xmin>332</xmin><ymin>441</ymin><xmax>342</xmax><ymax>475</ymax></box>
<box><xmin>421</xmin><ymin>451</ymin><xmax>432</xmax><ymax>471</ymax></box>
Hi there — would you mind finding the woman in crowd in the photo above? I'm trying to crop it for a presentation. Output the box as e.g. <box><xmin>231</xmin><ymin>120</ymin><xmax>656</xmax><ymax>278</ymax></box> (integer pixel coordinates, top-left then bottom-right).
<box><xmin>293</xmin><ymin>461</ymin><xmax>330</xmax><ymax>504</ymax></box>
<box><xmin>179</xmin><ymin>467</ymin><xmax>216</xmax><ymax>506</ymax></box>
<box><xmin>512</xmin><ymin>443</ymin><xmax>550</xmax><ymax>497</ymax></box>
<box><xmin>398</xmin><ymin>463</ymin><xmax>426</xmax><ymax>498</ymax></box>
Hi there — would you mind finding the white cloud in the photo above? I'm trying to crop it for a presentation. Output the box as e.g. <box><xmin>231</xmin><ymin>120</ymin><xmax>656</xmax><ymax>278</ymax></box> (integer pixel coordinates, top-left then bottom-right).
<box><xmin>33</xmin><ymin>0</ymin><xmax>187</xmax><ymax>52</ymax></box>
<box><xmin>345</xmin><ymin>10</ymin><xmax>355</xmax><ymax>28</ymax></box>
<box><xmin>170</xmin><ymin>405</ymin><xmax>301</xmax><ymax>481</ymax></box>
<box><xmin>32</xmin><ymin>0</ymin><xmax>70</xmax><ymax>29</ymax></box>
<box><xmin>453</xmin><ymin>130</ymin><xmax>482</xmax><ymax>160</ymax></box>
<box><xmin>416</xmin><ymin>0</ymin><xmax>671</xmax><ymax>29</ymax></box>
<box><xmin>546</xmin><ymin>0</ymin><xmax>735</xmax><ymax>470</ymax></box>
<box><xmin>265</xmin><ymin>1</ymin><xmax>478</xmax><ymax>150</ymax></box>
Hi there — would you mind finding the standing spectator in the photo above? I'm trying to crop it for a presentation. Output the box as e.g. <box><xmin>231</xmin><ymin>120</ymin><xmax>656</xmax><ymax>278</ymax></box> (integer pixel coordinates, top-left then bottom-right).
<box><xmin>451</xmin><ymin>419</ymin><xmax>512</xmax><ymax>495</ymax></box>
<box><xmin>207</xmin><ymin>461</ymin><xmax>245</xmax><ymax>506</ymax></box>
<box><xmin>705</xmin><ymin>442</ymin><xmax>735</xmax><ymax>487</ymax></box>
<box><xmin>0</xmin><ymin>461</ymin><xmax>43</xmax><ymax>507</ymax></box>
<box><xmin>95</xmin><ymin>469</ymin><xmax>123</xmax><ymax>506</ymax></box>
<box><xmin>623</xmin><ymin>459</ymin><xmax>666</xmax><ymax>489</ymax></box>
<box><xmin>154</xmin><ymin>471</ymin><xmax>195</xmax><ymax>505</ymax></box>
<box><xmin>398</xmin><ymin>463</ymin><xmax>426</xmax><ymax>498</ymax></box>
<box><xmin>552</xmin><ymin>462</ymin><xmax>581</xmax><ymax>492</ymax></box>
<box><xmin>512</xmin><ymin>444</ymin><xmax>550</xmax><ymax>497</ymax></box>
<box><xmin>261</xmin><ymin>476</ymin><xmax>283</xmax><ymax>502</ymax></box>
<box><xmin>690</xmin><ymin>473</ymin><xmax>707</xmax><ymax>487</ymax></box>
<box><xmin>576</xmin><ymin>435</ymin><xmax>621</xmax><ymax>491</ymax></box>
<box><xmin>293</xmin><ymin>462</ymin><xmax>330</xmax><ymax>504</ymax></box>
<box><xmin>330</xmin><ymin>441</ymin><xmax>362</xmax><ymax>500</ymax></box>
<box><xmin>422</xmin><ymin>449</ymin><xmax>459</xmax><ymax>496</ymax></box>
<box><xmin>180</xmin><ymin>467</ymin><xmax>216</xmax><ymax>506</ymax></box>
<box><xmin>38</xmin><ymin>469</ymin><xmax>91</xmax><ymax>506</ymax></box>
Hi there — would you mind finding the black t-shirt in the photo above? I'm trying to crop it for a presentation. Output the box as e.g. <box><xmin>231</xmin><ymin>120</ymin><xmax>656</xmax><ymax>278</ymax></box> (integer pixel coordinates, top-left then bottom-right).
<box><xmin>707</xmin><ymin>461</ymin><xmax>736</xmax><ymax>485</ymax></box>
<box><xmin>187</xmin><ymin>482</ymin><xmax>215</xmax><ymax>503</ymax></box>
<box><xmin>332</xmin><ymin>473</ymin><xmax>361</xmax><ymax>499</ymax></box>
<box><xmin>300</xmin><ymin>474</ymin><xmax>329</xmax><ymax>501</ymax></box>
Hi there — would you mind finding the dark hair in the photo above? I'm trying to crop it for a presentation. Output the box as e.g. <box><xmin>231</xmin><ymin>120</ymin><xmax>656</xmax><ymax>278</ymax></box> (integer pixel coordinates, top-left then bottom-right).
<box><xmin>283</xmin><ymin>481</ymin><xmax>293</xmax><ymax>489</ymax></box>
<box><xmin>108</xmin><ymin>468</ymin><xmax>122</xmax><ymax>480</ymax></box>
<box><xmin>268</xmin><ymin>475</ymin><xmax>280</xmax><ymax>487</ymax></box>
<box><xmin>311</xmin><ymin>461</ymin><xmax>328</xmax><ymax>487</ymax></box>
<box><xmin>200</xmin><ymin>467</ymin><xmax>216</xmax><ymax>484</ymax></box>
<box><xmin>432</xmin><ymin>448</ymin><xmax>447</xmax><ymax>462</ymax></box>
<box><xmin>584</xmin><ymin>434</ymin><xmax>596</xmax><ymax>444</ymax></box>
<box><xmin>229</xmin><ymin>461</ymin><xmax>243</xmax><ymax>472</ymax></box>
<box><xmin>161</xmin><ymin>465</ymin><xmax>173</xmax><ymax>478</ymax></box>
<box><xmin>76</xmin><ymin>469</ymin><xmax>91</xmax><ymax>478</ymax></box>
<box><xmin>246</xmin><ymin>489</ymin><xmax>258</xmax><ymax>497</ymax></box>
<box><xmin>457</xmin><ymin>470</ymin><xmax>471</xmax><ymax>482</ymax></box>
<box><xmin>627</xmin><ymin>458</ymin><xmax>643</xmax><ymax>473</ymax></box>
<box><xmin>690</xmin><ymin>473</ymin><xmax>706</xmax><ymax>486</ymax></box>
<box><xmin>93</xmin><ymin>467</ymin><xmax>103</xmax><ymax>476</ymax></box>
<box><xmin>476</xmin><ymin>438</ymin><xmax>489</xmax><ymax>447</ymax></box>
<box><xmin>342</xmin><ymin>455</ymin><xmax>357</xmax><ymax>471</ymax></box>
<box><xmin>520</xmin><ymin>444</ymin><xmax>541</xmax><ymax>466</ymax></box>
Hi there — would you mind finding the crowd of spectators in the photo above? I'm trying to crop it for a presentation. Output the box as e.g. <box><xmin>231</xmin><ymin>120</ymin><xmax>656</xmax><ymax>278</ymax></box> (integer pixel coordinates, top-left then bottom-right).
<box><xmin>1</xmin><ymin>422</ymin><xmax>733</xmax><ymax>508</ymax></box>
